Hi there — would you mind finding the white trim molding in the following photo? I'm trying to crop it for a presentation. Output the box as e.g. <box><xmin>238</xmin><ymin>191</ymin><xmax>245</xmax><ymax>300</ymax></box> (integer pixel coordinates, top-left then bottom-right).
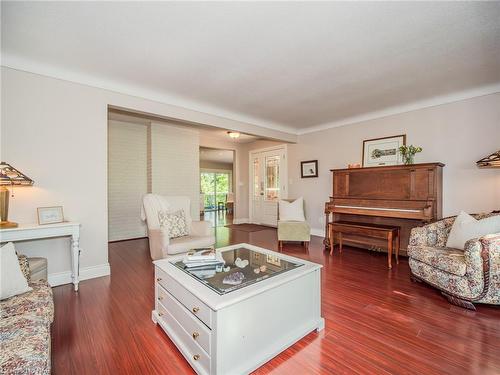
<box><xmin>49</xmin><ymin>263</ymin><xmax>111</xmax><ymax>287</ymax></box>
<box><xmin>298</xmin><ymin>83</ymin><xmax>500</xmax><ymax>135</ymax></box>
<box><xmin>310</xmin><ymin>227</ymin><xmax>325</xmax><ymax>238</ymax></box>
<box><xmin>233</xmin><ymin>218</ymin><xmax>250</xmax><ymax>224</ymax></box>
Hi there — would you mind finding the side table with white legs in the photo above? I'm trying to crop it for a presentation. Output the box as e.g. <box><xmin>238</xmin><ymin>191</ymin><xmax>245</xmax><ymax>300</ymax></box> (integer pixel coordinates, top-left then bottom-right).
<box><xmin>0</xmin><ymin>222</ymin><xmax>81</xmax><ymax>291</ymax></box>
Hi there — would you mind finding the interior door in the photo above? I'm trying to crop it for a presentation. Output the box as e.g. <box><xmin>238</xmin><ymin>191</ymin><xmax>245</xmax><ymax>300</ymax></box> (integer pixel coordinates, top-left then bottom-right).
<box><xmin>250</xmin><ymin>147</ymin><xmax>287</xmax><ymax>226</ymax></box>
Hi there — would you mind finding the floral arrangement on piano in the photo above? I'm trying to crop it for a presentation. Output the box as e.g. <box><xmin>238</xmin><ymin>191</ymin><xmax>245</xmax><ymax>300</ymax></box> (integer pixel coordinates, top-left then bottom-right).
<box><xmin>399</xmin><ymin>145</ymin><xmax>423</xmax><ymax>165</ymax></box>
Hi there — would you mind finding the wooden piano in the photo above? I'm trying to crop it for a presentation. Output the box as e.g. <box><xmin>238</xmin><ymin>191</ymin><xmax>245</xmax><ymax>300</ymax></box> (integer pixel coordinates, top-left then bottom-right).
<box><xmin>324</xmin><ymin>163</ymin><xmax>444</xmax><ymax>256</ymax></box>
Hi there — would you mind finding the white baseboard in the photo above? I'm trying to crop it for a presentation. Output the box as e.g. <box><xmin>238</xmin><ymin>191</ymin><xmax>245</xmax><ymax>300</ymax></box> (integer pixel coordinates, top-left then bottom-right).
<box><xmin>48</xmin><ymin>263</ymin><xmax>111</xmax><ymax>287</ymax></box>
<box><xmin>233</xmin><ymin>218</ymin><xmax>250</xmax><ymax>224</ymax></box>
<box><xmin>310</xmin><ymin>227</ymin><xmax>325</xmax><ymax>238</ymax></box>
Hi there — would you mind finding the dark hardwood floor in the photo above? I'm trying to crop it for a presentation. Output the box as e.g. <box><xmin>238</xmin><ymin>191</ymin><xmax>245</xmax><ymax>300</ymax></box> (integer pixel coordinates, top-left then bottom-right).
<box><xmin>51</xmin><ymin>227</ymin><xmax>500</xmax><ymax>374</ymax></box>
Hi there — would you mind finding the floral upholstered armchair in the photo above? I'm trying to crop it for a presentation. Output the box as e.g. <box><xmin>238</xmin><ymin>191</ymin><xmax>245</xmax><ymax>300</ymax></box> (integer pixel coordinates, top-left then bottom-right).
<box><xmin>408</xmin><ymin>212</ymin><xmax>500</xmax><ymax>310</ymax></box>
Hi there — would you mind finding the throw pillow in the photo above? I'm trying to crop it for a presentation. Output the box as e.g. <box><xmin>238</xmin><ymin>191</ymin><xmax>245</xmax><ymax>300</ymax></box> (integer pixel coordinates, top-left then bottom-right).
<box><xmin>446</xmin><ymin>211</ymin><xmax>500</xmax><ymax>250</ymax></box>
<box><xmin>279</xmin><ymin>197</ymin><xmax>306</xmax><ymax>221</ymax></box>
<box><xmin>158</xmin><ymin>209</ymin><xmax>189</xmax><ymax>239</ymax></box>
<box><xmin>1</xmin><ymin>242</ymin><xmax>32</xmax><ymax>300</ymax></box>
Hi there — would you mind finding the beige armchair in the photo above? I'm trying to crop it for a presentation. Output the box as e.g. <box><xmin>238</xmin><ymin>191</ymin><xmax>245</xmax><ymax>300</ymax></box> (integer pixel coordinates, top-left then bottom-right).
<box><xmin>141</xmin><ymin>194</ymin><xmax>215</xmax><ymax>260</ymax></box>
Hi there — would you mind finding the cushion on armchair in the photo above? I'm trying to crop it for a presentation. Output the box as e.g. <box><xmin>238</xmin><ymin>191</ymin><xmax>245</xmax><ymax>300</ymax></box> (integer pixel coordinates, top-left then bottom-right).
<box><xmin>446</xmin><ymin>211</ymin><xmax>500</xmax><ymax>250</ymax></box>
<box><xmin>278</xmin><ymin>198</ymin><xmax>305</xmax><ymax>221</ymax></box>
<box><xmin>158</xmin><ymin>209</ymin><xmax>188</xmax><ymax>239</ymax></box>
<box><xmin>1</xmin><ymin>243</ymin><xmax>32</xmax><ymax>300</ymax></box>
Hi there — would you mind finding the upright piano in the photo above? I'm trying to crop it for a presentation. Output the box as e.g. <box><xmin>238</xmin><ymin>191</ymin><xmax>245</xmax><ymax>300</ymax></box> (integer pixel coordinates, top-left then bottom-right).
<box><xmin>324</xmin><ymin>163</ymin><xmax>444</xmax><ymax>255</ymax></box>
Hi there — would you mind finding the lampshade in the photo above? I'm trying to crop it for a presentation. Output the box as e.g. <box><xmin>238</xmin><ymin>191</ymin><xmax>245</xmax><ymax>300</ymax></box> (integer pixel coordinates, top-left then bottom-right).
<box><xmin>0</xmin><ymin>162</ymin><xmax>34</xmax><ymax>186</ymax></box>
<box><xmin>476</xmin><ymin>150</ymin><xmax>500</xmax><ymax>168</ymax></box>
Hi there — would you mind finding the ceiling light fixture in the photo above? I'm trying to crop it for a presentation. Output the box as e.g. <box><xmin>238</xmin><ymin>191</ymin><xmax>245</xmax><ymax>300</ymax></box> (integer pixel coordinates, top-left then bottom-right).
<box><xmin>227</xmin><ymin>131</ymin><xmax>240</xmax><ymax>139</ymax></box>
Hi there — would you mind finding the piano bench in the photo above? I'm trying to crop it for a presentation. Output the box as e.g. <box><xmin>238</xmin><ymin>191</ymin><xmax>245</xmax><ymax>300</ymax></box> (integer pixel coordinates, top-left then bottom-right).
<box><xmin>328</xmin><ymin>221</ymin><xmax>400</xmax><ymax>269</ymax></box>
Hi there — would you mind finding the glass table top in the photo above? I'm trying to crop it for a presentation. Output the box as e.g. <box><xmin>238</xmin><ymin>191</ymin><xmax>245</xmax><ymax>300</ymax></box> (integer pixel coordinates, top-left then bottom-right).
<box><xmin>171</xmin><ymin>247</ymin><xmax>303</xmax><ymax>295</ymax></box>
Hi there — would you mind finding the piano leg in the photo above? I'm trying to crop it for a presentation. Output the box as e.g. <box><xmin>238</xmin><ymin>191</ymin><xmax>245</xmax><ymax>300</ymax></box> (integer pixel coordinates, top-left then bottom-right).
<box><xmin>329</xmin><ymin>226</ymin><xmax>334</xmax><ymax>255</ymax></box>
<box><xmin>396</xmin><ymin>228</ymin><xmax>400</xmax><ymax>264</ymax></box>
<box><xmin>323</xmin><ymin>213</ymin><xmax>331</xmax><ymax>249</ymax></box>
<box><xmin>387</xmin><ymin>231</ymin><xmax>393</xmax><ymax>269</ymax></box>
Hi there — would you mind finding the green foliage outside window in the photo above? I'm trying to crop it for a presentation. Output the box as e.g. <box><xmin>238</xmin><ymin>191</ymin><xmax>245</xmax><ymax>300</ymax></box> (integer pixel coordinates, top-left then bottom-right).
<box><xmin>200</xmin><ymin>172</ymin><xmax>230</xmax><ymax>209</ymax></box>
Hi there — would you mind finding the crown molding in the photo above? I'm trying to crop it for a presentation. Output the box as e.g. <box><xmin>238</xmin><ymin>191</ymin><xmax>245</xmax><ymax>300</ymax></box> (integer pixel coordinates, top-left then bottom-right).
<box><xmin>1</xmin><ymin>54</ymin><xmax>298</xmax><ymax>136</ymax></box>
<box><xmin>3</xmin><ymin>54</ymin><xmax>499</xmax><ymax>138</ymax></box>
<box><xmin>297</xmin><ymin>83</ymin><xmax>500</xmax><ymax>135</ymax></box>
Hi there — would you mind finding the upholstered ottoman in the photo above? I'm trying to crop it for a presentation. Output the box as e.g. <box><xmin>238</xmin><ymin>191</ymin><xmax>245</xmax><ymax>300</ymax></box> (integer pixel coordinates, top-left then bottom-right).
<box><xmin>278</xmin><ymin>220</ymin><xmax>311</xmax><ymax>251</ymax></box>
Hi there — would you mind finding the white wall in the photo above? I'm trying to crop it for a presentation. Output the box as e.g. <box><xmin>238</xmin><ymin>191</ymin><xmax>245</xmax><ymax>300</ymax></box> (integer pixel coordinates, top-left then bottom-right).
<box><xmin>288</xmin><ymin>93</ymin><xmax>500</xmax><ymax>235</ymax></box>
<box><xmin>108</xmin><ymin>120</ymin><xmax>148</xmax><ymax>241</ymax></box>
<box><xmin>0</xmin><ymin>67</ymin><xmax>293</xmax><ymax>286</ymax></box>
<box><xmin>150</xmin><ymin>123</ymin><xmax>199</xmax><ymax>218</ymax></box>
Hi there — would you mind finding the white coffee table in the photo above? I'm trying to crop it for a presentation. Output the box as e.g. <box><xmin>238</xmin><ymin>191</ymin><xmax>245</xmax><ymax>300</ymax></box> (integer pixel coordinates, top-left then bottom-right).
<box><xmin>152</xmin><ymin>243</ymin><xmax>324</xmax><ymax>375</ymax></box>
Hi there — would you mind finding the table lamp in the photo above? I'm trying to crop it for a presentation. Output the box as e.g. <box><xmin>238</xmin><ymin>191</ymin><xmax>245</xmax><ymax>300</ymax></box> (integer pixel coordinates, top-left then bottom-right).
<box><xmin>476</xmin><ymin>150</ymin><xmax>500</xmax><ymax>168</ymax></box>
<box><xmin>0</xmin><ymin>162</ymin><xmax>34</xmax><ymax>228</ymax></box>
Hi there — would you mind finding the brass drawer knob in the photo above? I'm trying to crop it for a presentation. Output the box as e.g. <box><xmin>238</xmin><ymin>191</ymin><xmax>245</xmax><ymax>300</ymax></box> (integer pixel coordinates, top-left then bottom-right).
<box><xmin>156</xmin><ymin>277</ymin><xmax>162</xmax><ymax>282</ymax></box>
<box><xmin>192</xmin><ymin>332</ymin><xmax>199</xmax><ymax>339</ymax></box>
<box><xmin>192</xmin><ymin>307</ymin><xmax>200</xmax><ymax>313</ymax></box>
<box><xmin>193</xmin><ymin>354</ymin><xmax>200</xmax><ymax>361</ymax></box>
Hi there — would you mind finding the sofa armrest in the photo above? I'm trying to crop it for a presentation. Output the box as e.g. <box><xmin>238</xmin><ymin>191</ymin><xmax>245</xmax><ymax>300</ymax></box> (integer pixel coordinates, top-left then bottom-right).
<box><xmin>190</xmin><ymin>220</ymin><xmax>212</xmax><ymax>237</ymax></box>
<box><xmin>148</xmin><ymin>228</ymin><xmax>170</xmax><ymax>260</ymax></box>
<box><xmin>464</xmin><ymin>233</ymin><xmax>500</xmax><ymax>273</ymax></box>
<box><xmin>28</xmin><ymin>257</ymin><xmax>48</xmax><ymax>282</ymax></box>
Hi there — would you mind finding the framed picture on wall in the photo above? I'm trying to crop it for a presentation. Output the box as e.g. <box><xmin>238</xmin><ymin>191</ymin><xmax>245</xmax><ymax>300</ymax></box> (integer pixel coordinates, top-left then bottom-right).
<box><xmin>301</xmin><ymin>160</ymin><xmax>318</xmax><ymax>178</ymax></box>
<box><xmin>362</xmin><ymin>134</ymin><xmax>406</xmax><ymax>167</ymax></box>
<box><xmin>37</xmin><ymin>206</ymin><xmax>64</xmax><ymax>225</ymax></box>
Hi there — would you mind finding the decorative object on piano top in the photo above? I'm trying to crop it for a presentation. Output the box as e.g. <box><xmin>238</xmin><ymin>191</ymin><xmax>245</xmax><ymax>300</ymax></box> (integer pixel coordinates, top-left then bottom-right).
<box><xmin>300</xmin><ymin>160</ymin><xmax>318</xmax><ymax>178</ymax></box>
<box><xmin>362</xmin><ymin>134</ymin><xmax>405</xmax><ymax>167</ymax></box>
<box><xmin>476</xmin><ymin>149</ymin><xmax>500</xmax><ymax>168</ymax></box>
<box><xmin>399</xmin><ymin>145</ymin><xmax>423</xmax><ymax>165</ymax></box>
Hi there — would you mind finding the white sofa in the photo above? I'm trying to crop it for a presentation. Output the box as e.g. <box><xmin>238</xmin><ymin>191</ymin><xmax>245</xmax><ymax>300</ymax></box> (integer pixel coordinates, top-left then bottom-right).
<box><xmin>141</xmin><ymin>194</ymin><xmax>215</xmax><ymax>260</ymax></box>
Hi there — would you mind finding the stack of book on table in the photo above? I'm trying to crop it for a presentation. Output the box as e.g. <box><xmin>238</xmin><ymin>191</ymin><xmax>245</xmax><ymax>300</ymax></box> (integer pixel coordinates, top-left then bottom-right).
<box><xmin>182</xmin><ymin>248</ymin><xmax>225</xmax><ymax>278</ymax></box>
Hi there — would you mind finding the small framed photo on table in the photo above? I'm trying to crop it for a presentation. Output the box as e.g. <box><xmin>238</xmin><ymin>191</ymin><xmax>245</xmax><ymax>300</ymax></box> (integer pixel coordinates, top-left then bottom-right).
<box><xmin>37</xmin><ymin>206</ymin><xmax>64</xmax><ymax>225</ymax></box>
<box><xmin>301</xmin><ymin>160</ymin><xmax>318</xmax><ymax>178</ymax></box>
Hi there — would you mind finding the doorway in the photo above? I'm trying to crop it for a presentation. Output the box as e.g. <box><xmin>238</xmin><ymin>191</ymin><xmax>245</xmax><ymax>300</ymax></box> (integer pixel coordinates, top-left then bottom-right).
<box><xmin>199</xmin><ymin>147</ymin><xmax>235</xmax><ymax>227</ymax></box>
<box><xmin>249</xmin><ymin>145</ymin><xmax>287</xmax><ymax>226</ymax></box>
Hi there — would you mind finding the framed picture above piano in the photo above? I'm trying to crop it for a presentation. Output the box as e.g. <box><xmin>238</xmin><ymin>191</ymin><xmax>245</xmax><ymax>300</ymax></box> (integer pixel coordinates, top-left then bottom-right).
<box><xmin>362</xmin><ymin>134</ymin><xmax>406</xmax><ymax>167</ymax></box>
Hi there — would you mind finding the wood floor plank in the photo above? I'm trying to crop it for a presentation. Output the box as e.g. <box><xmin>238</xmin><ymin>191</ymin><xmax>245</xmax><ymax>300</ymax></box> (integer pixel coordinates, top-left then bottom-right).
<box><xmin>51</xmin><ymin>227</ymin><xmax>500</xmax><ymax>374</ymax></box>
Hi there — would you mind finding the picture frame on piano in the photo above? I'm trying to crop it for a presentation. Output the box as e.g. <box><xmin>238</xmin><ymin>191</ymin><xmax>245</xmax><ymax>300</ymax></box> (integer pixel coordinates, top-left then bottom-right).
<box><xmin>362</xmin><ymin>134</ymin><xmax>406</xmax><ymax>167</ymax></box>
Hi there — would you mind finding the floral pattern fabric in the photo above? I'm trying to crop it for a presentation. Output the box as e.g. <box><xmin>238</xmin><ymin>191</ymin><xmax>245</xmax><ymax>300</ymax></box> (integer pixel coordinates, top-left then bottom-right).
<box><xmin>0</xmin><ymin>314</ymin><xmax>51</xmax><ymax>375</ymax></box>
<box><xmin>409</xmin><ymin>212</ymin><xmax>500</xmax><ymax>305</ymax></box>
<box><xmin>408</xmin><ymin>245</ymin><xmax>466</xmax><ymax>276</ymax></box>
<box><xmin>17</xmin><ymin>254</ymin><xmax>31</xmax><ymax>283</ymax></box>
<box><xmin>0</xmin><ymin>264</ymin><xmax>53</xmax><ymax>374</ymax></box>
<box><xmin>158</xmin><ymin>209</ymin><xmax>188</xmax><ymax>239</ymax></box>
<box><xmin>0</xmin><ymin>280</ymin><xmax>54</xmax><ymax>323</ymax></box>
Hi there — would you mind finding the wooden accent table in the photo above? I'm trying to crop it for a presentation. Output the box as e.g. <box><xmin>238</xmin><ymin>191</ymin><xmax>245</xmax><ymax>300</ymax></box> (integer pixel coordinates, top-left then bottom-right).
<box><xmin>328</xmin><ymin>221</ymin><xmax>400</xmax><ymax>269</ymax></box>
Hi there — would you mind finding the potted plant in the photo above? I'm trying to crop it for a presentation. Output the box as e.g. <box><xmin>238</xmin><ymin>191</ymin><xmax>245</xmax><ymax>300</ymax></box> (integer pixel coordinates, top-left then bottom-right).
<box><xmin>399</xmin><ymin>145</ymin><xmax>422</xmax><ymax>165</ymax></box>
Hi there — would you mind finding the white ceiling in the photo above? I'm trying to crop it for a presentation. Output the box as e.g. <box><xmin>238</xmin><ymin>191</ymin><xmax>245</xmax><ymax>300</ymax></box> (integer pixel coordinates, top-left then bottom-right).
<box><xmin>2</xmin><ymin>2</ymin><xmax>500</xmax><ymax>134</ymax></box>
<box><xmin>200</xmin><ymin>147</ymin><xmax>234</xmax><ymax>165</ymax></box>
<box><xmin>108</xmin><ymin>110</ymin><xmax>260</xmax><ymax>144</ymax></box>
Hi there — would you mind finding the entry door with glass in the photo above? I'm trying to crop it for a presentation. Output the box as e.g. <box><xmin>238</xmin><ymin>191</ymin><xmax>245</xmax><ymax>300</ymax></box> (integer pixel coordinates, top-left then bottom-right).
<box><xmin>250</xmin><ymin>147</ymin><xmax>287</xmax><ymax>226</ymax></box>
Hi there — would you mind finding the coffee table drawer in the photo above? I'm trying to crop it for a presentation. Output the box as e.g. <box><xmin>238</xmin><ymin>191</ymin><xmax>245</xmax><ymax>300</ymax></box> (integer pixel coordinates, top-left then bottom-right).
<box><xmin>157</xmin><ymin>302</ymin><xmax>210</xmax><ymax>375</ymax></box>
<box><xmin>156</xmin><ymin>266</ymin><xmax>213</xmax><ymax>328</ymax></box>
<box><xmin>158</xmin><ymin>285</ymin><xmax>211</xmax><ymax>355</ymax></box>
